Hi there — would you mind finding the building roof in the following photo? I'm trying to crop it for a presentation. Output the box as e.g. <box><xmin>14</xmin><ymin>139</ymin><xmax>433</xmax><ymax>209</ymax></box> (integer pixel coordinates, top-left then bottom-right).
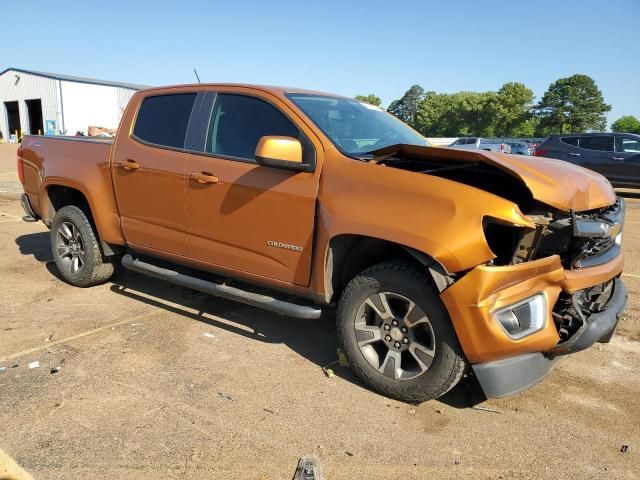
<box><xmin>0</xmin><ymin>67</ymin><xmax>149</xmax><ymax>90</ymax></box>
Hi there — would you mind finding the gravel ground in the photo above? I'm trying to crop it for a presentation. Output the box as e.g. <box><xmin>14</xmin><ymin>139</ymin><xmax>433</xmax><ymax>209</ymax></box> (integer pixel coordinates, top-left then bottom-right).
<box><xmin>0</xmin><ymin>144</ymin><xmax>639</xmax><ymax>479</ymax></box>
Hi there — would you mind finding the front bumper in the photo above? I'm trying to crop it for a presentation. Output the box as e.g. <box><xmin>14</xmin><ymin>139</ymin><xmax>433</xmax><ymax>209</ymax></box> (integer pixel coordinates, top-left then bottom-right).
<box><xmin>440</xmin><ymin>253</ymin><xmax>624</xmax><ymax>364</ymax></box>
<box><xmin>471</xmin><ymin>277</ymin><xmax>626</xmax><ymax>398</ymax></box>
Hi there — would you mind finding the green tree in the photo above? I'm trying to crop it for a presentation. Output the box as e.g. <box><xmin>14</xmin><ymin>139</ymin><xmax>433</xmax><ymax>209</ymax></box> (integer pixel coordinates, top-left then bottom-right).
<box><xmin>415</xmin><ymin>91</ymin><xmax>497</xmax><ymax>137</ymax></box>
<box><xmin>491</xmin><ymin>82</ymin><xmax>535</xmax><ymax>136</ymax></box>
<box><xmin>535</xmin><ymin>74</ymin><xmax>610</xmax><ymax>135</ymax></box>
<box><xmin>354</xmin><ymin>94</ymin><xmax>381</xmax><ymax>106</ymax></box>
<box><xmin>611</xmin><ymin>115</ymin><xmax>640</xmax><ymax>134</ymax></box>
<box><xmin>387</xmin><ymin>85</ymin><xmax>425</xmax><ymax>127</ymax></box>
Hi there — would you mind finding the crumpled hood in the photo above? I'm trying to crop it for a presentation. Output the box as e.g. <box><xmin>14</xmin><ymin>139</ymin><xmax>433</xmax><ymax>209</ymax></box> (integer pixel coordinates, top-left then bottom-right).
<box><xmin>478</xmin><ymin>150</ymin><xmax>616</xmax><ymax>211</ymax></box>
<box><xmin>372</xmin><ymin>144</ymin><xmax>617</xmax><ymax>212</ymax></box>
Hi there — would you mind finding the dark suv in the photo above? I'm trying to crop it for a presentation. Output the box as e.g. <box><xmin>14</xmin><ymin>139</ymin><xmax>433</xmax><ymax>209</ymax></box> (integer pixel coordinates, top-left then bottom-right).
<box><xmin>535</xmin><ymin>133</ymin><xmax>640</xmax><ymax>188</ymax></box>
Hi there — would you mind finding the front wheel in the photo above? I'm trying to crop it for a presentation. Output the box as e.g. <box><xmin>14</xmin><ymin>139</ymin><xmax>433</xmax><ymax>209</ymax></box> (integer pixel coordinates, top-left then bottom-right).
<box><xmin>337</xmin><ymin>261</ymin><xmax>467</xmax><ymax>402</ymax></box>
<box><xmin>51</xmin><ymin>205</ymin><xmax>114</xmax><ymax>287</ymax></box>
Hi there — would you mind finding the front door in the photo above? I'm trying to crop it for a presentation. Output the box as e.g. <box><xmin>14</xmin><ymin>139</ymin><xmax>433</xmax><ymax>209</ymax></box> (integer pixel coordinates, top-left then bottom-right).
<box><xmin>112</xmin><ymin>92</ymin><xmax>198</xmax><ymax>256</ymax></box>
<box><xmin>185</xmin><ymin>92</ymin><xmax>321</xmax><ymax>286</ymax></box>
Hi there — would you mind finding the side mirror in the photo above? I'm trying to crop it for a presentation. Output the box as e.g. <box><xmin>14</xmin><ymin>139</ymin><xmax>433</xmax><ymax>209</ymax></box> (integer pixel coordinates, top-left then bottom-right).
<box><xmin>255</xmin><ymin>136</ymin><xmax>308</xmax><ymax>171</ymax></box>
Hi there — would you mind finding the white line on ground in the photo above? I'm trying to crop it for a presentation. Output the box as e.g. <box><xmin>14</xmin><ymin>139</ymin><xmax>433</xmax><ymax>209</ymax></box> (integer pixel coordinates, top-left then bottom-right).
<box><xmin>0</xmin><ymin>310</ymin><xmax>159</xmax><ymax>363</ymax></box>
<box><xmin>0</xmin><ymin>211</ymin><xmax>23</xmax><ymax>220</ymax></box>
<box><xmin>622</xmin><ymin>273</ymin><xmax>640</xmax><ymax>279</ymax></box>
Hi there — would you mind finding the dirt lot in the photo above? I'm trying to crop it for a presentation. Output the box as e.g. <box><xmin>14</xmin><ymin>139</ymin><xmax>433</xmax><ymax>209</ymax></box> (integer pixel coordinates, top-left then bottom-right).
<box><xmin>1</xmin><ymin>143</ymin><xmax>639</xmax><ymax>479</ymax></box>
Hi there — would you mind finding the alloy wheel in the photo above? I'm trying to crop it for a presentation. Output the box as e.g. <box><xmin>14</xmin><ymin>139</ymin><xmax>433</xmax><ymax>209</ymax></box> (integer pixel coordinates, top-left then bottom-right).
<box><xmin>354</xmin><ymin>292</ymin><xmax>436</xmax><ymax>380</ymax></box>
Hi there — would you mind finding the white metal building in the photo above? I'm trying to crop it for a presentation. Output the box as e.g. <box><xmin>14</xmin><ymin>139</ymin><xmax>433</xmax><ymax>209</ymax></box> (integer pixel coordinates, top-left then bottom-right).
<box><xmin>0</xmin><ymin>68</ymin><xmax>148</xmax><ymax>141</ymax></box>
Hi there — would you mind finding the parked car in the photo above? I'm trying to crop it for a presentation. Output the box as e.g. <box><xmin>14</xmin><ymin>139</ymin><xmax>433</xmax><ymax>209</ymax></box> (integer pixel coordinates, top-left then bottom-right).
<box><xmin>449</xmin><ymin>137</ymin><xmax>512</xmax><ymax>153</ymax></box>
<box><xmin>507</xmin><ymin>141</ymin><xmax>532</xmax><ymax>155</ymax></box>
<box><xmin>17</xmin><ymin>83</ymin><xmax>626</xmax><ymax>402</ymax></box>
<box><xmin>535</xmin><ymin>133</ymin><xmax>640</xmax><ymax>188</ymax></box>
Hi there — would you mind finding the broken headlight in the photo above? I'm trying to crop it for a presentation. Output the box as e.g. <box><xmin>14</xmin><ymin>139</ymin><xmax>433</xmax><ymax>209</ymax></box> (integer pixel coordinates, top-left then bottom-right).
<box><xmin>494</xmin><ymin>293</ymin><xmax>547</xmax><ymax>339</ymax></box>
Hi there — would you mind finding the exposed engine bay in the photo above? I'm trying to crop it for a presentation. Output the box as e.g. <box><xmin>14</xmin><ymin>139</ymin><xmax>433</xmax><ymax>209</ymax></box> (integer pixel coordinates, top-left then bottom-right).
<box><xmin>376</xmin><ymin>150</ymin><xmax>624</xmax><ymax>270</ymax></box>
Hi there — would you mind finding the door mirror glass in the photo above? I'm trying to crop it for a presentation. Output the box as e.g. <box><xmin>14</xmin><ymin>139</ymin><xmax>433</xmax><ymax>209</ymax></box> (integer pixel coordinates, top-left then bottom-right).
<box><xmin>255</xmin><ymin>136</ymin><xmax>308</xmax><ymax>171</ymax></box>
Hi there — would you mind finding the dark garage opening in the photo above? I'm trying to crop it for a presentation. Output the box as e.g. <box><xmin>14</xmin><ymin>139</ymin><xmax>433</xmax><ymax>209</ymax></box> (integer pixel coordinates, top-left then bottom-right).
<box><xmin>4</xmin><ymin>101</ymin><xmax>21</xmax><ymax>137</ymax></box>
<box><xmin>26</xmin><ymin>99</ymin><xmax>44</xmax><ymax>135</ymax></box>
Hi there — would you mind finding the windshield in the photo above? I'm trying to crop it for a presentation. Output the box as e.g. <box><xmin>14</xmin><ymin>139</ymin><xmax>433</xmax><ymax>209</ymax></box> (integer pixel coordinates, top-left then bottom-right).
<box><xmin>287</xmin><ymin>94</ymin><xmax>429</xmax><ymax>156</ymax></box>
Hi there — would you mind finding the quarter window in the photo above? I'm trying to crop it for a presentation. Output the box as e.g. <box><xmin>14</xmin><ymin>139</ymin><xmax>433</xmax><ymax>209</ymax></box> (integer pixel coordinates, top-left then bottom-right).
<box><xmin>579</xmin><ymin>136</ymin><xmax>614</xmax><ymax>151</ymax></box>
<box><xmin>206</xmin><ymin>94</ymin><xmax>299</xmax><ymax>160</ymax></box>
<box><xmin>133</xmin><ymin>93</ymin><xmax>197</xmax><ymax>148</ymax></box>
<box><xmin>616</xmin><ymin>136</ymin><xmax>640</xmax><ymax>153</ymax></box>
<box><xmin>560</xmin><ymin>137</ymin><xmax>579</xmax><ymax>146</ymax></box>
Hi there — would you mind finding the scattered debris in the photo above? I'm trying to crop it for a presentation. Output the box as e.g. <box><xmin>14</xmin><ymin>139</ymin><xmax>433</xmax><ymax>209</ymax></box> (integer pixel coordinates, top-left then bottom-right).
<box><xmin>217</xmin><ymin>391</ymin><xmax>234</xmax><ymax>401</ymax></box>
<box><xmin>131</xmin><ymin>323</ymin><xmax>141</xmax><ymax>326</ymax></box>
<box><xmin>203</xmin><ymin>332</ymin><xmax>216</xmax><ymax>338</ymax></box>
<box><xmin>44</xmin><ymin>333</ymin><xmax>53</xmax><ymax>342</ymax></box>
<box><xmin>28</xmin><ymin>361</ymin><xmax>40</xmax><ymax>369</ymax></box>
<box><xmin>263</xmin><ymin>408</ymin><xmax>276</xmax><ymax>415</ymax></box>
<box><xmin>292</xmin><ymin>455</ymin><xmax>324</xmax><ymax>480</ymax></box>
<box><xmin>0</xmin><ymin>366</ymin><xmax>6</xmax><ymax>372</ymax></box>
<box><xmin>472</xmin><ymin>405</ymin><xmax>502</xmax><ymax>414</ymax></box>
<box><xmin>454</xmin><ymin>457</ymin><xmax>460</xmax><ymax>465</ymax></box>
<box><xmin>321</xmin><ymin>360</ymin><xmax>339</xmax><ymax>378</ymax></box>
<box><xmin>322</xmin><ymin>368</ymin><xmax>335</xmax><ymax>378</ymax></box>
<box><xmin>435</xmin><ymin>409</ymin><xmax>442</xmax><ymax>414</ymax></box>
<box><xmin>408</xmin><ymin>408</ymin><xmax>416</xmax><ymax>415</ymax></box>
<box><xmin>49</xmin><ymin>359</ymin><xmax>65</xmax><ymax>374</ymax></box>
<box><xmin>345</xmin><ymin>451</ymin><xmax>354</xmax><ymax>457</ymax></box>
<box><xmin>621</xmin><ymin>445</ymin><xmax>630</xmax><ymax>453</ymax></box>
<box><xmin>337</xmin><ymin>350</ymin><xmax>349</xmax><ymax>367</ymax></box>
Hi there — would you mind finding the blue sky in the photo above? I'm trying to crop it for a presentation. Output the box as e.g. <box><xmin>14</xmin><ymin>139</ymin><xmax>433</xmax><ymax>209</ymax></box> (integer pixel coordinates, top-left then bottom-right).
<box><xmin>5</xmin><ymin>0</ymin><xmax>638</xmax><ymax>125</ymax></box>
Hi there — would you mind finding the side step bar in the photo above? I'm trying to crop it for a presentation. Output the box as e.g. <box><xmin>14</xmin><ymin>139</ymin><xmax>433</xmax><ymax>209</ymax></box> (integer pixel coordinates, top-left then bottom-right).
<box><xmin>121</xmin><ymin>254</ymin><xmax>322</xmax><ymax>320</ymax></box>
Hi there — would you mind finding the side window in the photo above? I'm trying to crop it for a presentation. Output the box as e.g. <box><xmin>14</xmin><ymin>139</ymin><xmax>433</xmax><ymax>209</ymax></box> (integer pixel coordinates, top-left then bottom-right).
<box><xmin>560</xmin><ymin>137</ymin><xmax>579</xmax><ymax>146</ymax></box>
<box><xmin>467</xmin><ymin>138</ymin><xmax>478</xmax><ymax>144</ymax></box>
<box><xmin>616</xmin><ymin>136</ymin><xmax>640</xmax><ymax>153</ymax></box>
<box><xmin>206</xmin><ymin>94</ymin><xmax>299</xmax><ymax>160</ymax></box>
<box><xmin>133</xmin><ymin>93</ymin><xmax>197</xmax><ymax>148</ymax></box>
<box><xmin>579</xmin><ymin>136</ymin><xmax>614</xmax><ymax>151</ymax></box>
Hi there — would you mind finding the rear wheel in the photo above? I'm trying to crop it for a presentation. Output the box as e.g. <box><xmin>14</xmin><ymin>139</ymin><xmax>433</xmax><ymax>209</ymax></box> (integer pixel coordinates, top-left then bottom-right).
<box><xmin>337</xmin><ymin>261</ymin><xmax>467</xmax><ymax>402</ymax></box>
<box><xmin>51</xmin><ymin>205</ymin><xmax>114</xmax><ymax>287</ymax></box>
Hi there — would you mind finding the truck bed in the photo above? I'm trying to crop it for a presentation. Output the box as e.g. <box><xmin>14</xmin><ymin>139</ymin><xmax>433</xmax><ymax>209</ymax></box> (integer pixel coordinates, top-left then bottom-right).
<box><xmin>20</xmin><ymin>134</ymin><xmax>123</xmax><ymax>245</ymax></box>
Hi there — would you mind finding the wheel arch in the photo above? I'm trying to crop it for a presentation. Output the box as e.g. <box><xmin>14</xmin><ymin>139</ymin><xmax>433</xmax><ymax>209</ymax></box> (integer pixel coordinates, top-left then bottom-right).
<box><xmin>324</xmin><ymin>234</ymin><xmax>452</xmax><ymax>303</ymax></box>
<box><xmin>44</xmin><ymin>183</ymin><xmax>122</xmax><ymax>256</ymax></box>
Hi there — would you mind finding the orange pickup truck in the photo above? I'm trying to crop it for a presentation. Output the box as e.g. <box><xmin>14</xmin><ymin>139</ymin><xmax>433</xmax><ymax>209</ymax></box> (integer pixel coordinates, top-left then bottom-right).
<box><xmin>17</xmin><ymin>83</ymin><xmax>627</xmax><ymax>402</ymax></box>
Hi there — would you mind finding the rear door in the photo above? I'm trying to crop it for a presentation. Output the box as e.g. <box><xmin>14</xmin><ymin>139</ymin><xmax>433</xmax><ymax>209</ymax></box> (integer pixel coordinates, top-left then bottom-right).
<box><xmin>575</xmin><ymin>135</ymin><xmax>616</xmax><ymax>180</ymax></box>
<box><xmin>184</xmin><ymin>90</ymin><xmax>322</xmax><ymax>286</ymax></box>
<box><xmin>613</xmin><ymin>135</ymin><xmax>640</xmax><ymax>186</ymax></box>
<box><xmin>111</xmin><ymin>92</ymin><xmax>199</xmax><ymax>256</ymax></box>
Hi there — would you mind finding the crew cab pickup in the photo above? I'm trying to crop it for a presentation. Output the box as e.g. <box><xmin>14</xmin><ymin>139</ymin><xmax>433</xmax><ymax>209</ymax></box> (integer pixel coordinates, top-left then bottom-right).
<box><xmin>17</xmin><ymin>84</ymin><xmax>627</xmax><ymax>402</ymax></box>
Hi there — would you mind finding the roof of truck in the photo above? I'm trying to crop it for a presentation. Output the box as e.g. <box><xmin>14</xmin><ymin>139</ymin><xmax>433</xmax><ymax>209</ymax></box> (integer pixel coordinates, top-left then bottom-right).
<box><xmin>0</xmin><ymin>67</ymin><xmax>149</xmax><ymax>90</ymax></box>
<box><xmin>139</xmin><ymin>82</ymin><xmax>351</xmax><ymax>99</ymax></box>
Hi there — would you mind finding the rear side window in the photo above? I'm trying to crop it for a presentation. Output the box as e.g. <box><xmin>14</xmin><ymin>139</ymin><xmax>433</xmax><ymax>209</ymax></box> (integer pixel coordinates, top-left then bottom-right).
<box><xmin>560</xmin><ymin>137</ymin><xmax>579</xmax><ymax>146</ymax></box>
<box><xmin>206</xmin><ymin>94</ymin><xmax>299</xmax><ymax>160</ymax></box>
<box><xmin>466</xmin><ymin>138</ymin><xmax>477</xmax><ymax>144</ymax></box>
<box><xmin>579</xmin><ymin>136</ymin><xmax>614</xmax><ymax>151</ymax></box>
<box><xmin>133</xmin><ymin>93</ymin><xmax>197</xmax><ymax>149</ymax></box>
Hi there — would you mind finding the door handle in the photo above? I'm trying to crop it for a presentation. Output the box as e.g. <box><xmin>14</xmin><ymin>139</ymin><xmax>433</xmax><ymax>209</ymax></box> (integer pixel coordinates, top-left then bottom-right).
<box><xmin>568</xmin><ymin>152</ymin><xmax>581</xmax><ymax>157</ymax></box>
<box><xmin>190</xmin><ymin>172</ymin><xmax>219</xmax><ymax>184</ymax></box>
<box><xmin>611</xmin><ymin>156</ymin><xmax>624</xmax><ymax>161</ymax></box>
<box><xmin>116</xmin><ymin>159</ymin><xmax>140</xmax><ymax>170</ymax></box>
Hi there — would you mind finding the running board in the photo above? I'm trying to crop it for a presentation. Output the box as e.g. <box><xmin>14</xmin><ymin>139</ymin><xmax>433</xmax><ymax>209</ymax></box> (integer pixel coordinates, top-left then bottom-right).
<box><xmin>121</xmin><ymin>254</ymin><xmax>322</xmax><ymax>320</ymax></box>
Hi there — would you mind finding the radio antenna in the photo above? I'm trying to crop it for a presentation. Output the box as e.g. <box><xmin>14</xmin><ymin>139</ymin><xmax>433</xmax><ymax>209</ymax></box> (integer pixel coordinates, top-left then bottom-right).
<box><xmin>193</xmin><ymin>68</ymin><xmax>201</xmax><ymax>84</ymax></box>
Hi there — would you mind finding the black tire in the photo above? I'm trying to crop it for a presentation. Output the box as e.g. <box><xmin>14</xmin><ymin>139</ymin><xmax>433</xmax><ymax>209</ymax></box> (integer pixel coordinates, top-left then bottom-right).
<box><xmin>337</xmin><ymin>261</ymin><xmax>467</xmax><ymax>402</ymax></box>
<box><xmin>50</xmin><ymin>205</ymin><xmax>114</xmax><ymax>287</ymax></box>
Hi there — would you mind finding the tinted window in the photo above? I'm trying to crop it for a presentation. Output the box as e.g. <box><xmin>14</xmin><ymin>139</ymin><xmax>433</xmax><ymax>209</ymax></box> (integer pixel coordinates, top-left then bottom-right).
<box><xmin>466</xmin><ymin>138</ymin><xmax>477</xmax><ymax>144</ymax></box>
<box><xmin>133</xmin><ymin>94</ymin><xmax>196</xmax><ymax>148</ymax></box>
<box><xmin>206</xmin><ymin>94</ymin><xmax>298</xmax><ymax>160</ymax></box>
<box><xmin>616</xmin><ymin>136</ymin><xmax>640</xmax><ymax>153</ymax></box>
<box><xmin>579</xmin><ymin>136</ymin><xmax>614</xmax><ymax>151</ymax></box>
<box><xmin>560</xmin><ymin>137</ymin><xmax>579</xmax><ymax>146</ymax></box>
